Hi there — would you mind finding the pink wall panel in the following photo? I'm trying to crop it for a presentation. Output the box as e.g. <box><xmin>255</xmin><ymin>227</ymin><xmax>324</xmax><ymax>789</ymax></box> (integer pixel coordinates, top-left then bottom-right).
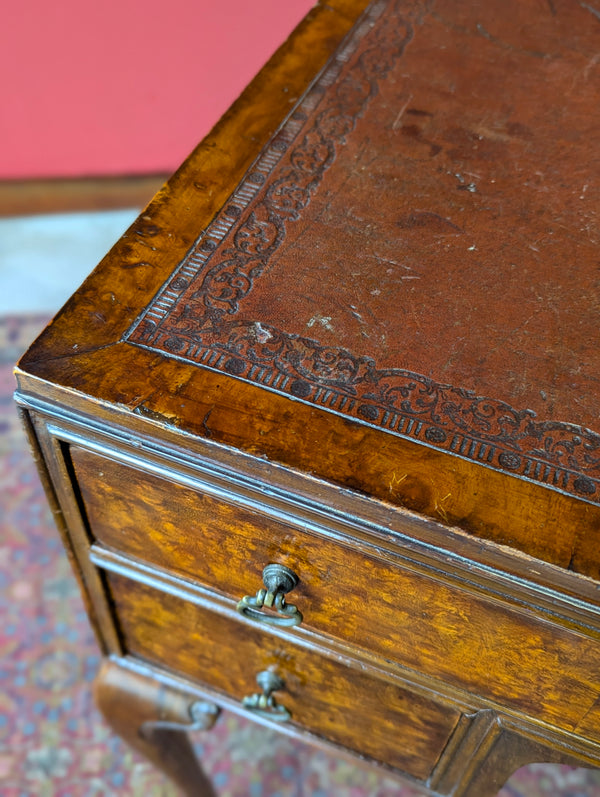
<box><xmin>1</xmin><ymin>0</ymin><xmax>314</xmax><ymax>179</ymax></box>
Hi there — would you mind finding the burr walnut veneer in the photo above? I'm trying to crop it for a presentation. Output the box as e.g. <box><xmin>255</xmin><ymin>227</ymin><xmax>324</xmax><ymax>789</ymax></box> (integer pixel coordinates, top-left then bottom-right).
<box><xmin>15</xmin><ymin>1</ymin><xmax>600</xmax><ymax>794</ymax></box>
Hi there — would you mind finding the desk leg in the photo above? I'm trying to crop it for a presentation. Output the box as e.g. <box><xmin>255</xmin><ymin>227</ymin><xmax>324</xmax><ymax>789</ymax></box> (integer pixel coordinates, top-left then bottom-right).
<box><xmin>94</xmin><ymin>659</ymin><xmax>220</xmax><ymax>796</ymax></box>
<box><xmin>456</xmin><ymin>721</ymin><xmax>596</xmax><ymax>797</ymax></box>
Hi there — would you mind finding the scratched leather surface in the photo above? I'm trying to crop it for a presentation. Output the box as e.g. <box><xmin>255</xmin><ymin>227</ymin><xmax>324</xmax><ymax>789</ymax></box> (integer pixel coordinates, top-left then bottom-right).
<box><xmin>128</xmin><ymin>0</ymin><xmax>600</xmax><ymax>496</ymax></box>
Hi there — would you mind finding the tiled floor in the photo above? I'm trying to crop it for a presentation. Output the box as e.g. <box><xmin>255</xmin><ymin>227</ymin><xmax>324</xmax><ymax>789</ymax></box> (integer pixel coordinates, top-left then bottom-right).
<box><xmin>0</xmin><ymin>209</ymin><xmax>139</xmax><ymax>315</ymax></box>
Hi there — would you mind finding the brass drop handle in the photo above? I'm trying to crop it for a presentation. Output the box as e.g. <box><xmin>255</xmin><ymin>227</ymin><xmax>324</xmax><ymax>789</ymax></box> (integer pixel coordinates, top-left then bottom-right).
<box><xmin>236</xmin><ymin>564</ymin><xmax>303</xmax><ymax>627</ymax></box>
<box><xmin>242</xmin><ymin>671</ymin><xmax>291</xmax><ymax>723</ymax></box>
<box><xmin>140</xmin><ymin>700</ymin><xmax>220</xmax><ymax>735</ymax></box>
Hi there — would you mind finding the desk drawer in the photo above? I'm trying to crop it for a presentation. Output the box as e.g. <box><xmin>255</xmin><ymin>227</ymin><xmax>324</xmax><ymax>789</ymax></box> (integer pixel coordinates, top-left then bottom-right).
<box><xmin>105</xmin><ymin>570</ymin><xmax>460</xmax><ymax>781</ymax></box>
<box><xmin>72</xmin><ymin>446</ymin><xmax>600</xmax><ymax>739</ymax></box>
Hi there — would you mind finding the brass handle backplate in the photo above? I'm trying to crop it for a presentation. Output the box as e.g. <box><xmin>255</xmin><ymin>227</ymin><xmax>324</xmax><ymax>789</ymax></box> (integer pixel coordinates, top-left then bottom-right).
<box><xmin>237</xmin><ymin>564</ymin><xmax>303</xmax><ymax>627</ymax></box>
<box><xmin>242</xmin><ymin>670</ymin><xmax>291</xmax><ymax>723</ymax></box>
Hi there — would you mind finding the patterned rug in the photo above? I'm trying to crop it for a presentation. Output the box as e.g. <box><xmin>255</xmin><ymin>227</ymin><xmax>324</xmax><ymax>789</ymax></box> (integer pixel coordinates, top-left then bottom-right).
<box><xmin>2</xmin><ymin>314</ymin><xmax>600</xmax><ymax>797</ymax></box>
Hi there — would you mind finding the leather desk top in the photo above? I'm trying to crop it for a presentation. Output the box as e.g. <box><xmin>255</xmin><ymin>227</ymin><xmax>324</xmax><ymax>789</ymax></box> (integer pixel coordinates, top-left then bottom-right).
<box><xmin>17</xmin><ymin>0</ymin><xmax>600</xmax><ymax>580</ymax></box>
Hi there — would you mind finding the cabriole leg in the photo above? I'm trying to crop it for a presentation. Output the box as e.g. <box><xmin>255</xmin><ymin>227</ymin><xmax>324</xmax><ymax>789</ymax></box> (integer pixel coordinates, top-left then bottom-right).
<box><xmin>94</xmin><ymin>659</ymin><xmax>219</xmax><ymax>796</ymax></box>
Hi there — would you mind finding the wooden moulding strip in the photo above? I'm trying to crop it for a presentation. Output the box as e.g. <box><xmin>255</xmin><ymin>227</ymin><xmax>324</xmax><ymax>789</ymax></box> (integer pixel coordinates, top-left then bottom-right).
<box><xmin>14</xmin><ymin>390</ymin><xmax>600</xmax><ymax>637</ymax></box>
<box><xmin>0</xmin><ymin>175</ymin><xmax>169</xmax><ymax>217</ymax></box>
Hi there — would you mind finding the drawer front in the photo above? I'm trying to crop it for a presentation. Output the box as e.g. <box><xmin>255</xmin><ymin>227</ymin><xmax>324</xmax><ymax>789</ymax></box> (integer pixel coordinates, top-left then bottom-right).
<box><xmin>105</xmin><ymin>571</ymin><xmax>460</xmax><ymax>781</ymax></box>
<box><xmin>72</xmin><ymin>447</ymin><xmax>600</xmax><ymax>739</ymax></box>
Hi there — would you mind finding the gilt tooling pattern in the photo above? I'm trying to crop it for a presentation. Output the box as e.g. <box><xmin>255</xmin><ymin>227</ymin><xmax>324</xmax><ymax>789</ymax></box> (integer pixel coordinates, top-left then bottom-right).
<box><xmin>126</xmin><ymin>0</ymin><xmax>600</xmax><ymax>502</ymax></box>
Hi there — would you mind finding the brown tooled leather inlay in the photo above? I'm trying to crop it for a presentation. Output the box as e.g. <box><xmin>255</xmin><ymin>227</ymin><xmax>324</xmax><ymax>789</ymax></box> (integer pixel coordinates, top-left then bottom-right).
<box><xmin>126</xmin><ymin>0</ymin><xmax>600</xmax><ymax>502</ymax></box>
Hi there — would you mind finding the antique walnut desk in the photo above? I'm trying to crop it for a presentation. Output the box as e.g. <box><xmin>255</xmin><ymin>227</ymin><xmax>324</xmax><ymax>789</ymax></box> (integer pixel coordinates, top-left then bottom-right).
<box><xmin>15</xmin><ymin>1</ymin><xmax>600</xmax><ymax>794</ymax></box>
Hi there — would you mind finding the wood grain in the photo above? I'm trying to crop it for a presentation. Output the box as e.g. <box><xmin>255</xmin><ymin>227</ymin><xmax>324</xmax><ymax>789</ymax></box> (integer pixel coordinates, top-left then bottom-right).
<box><xmin>105</xmin><ymin>571</ymin><xmax>460</xmax><ymax>782</ymax></box>
<box><xmin>18</xmin><ymin>337</ymin><xmax>600</xmax><ymax>580</ymax></box>
<box><xmin>13</xmin><ymin>0</ymin><xmax>600</xmax><ymax>791</ymax></box>
<box><xmin>14</xmin><ymin>0</ymin><xmax>600</xmax><ymax>580</ymax></box>
<box><xmin>0</xmin><ymin>175</ymin><xmax>168</xmax><ymax>217</ymax></box>
<box><xmin>73</xmin><ymin>446</ymin><xmax>600</xmax><ymax>739</ymax></box>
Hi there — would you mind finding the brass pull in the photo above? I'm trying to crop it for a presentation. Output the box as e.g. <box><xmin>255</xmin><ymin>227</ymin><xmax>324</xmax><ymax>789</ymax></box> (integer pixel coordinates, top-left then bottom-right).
<box><xmin>236</xmin><ymin>564</ymin><xmax>303</xmax><ymax>627</ymax></box>
<box><xmin>140</xmin><ymin>700</ymin><xmax>220</xmax><ymax>735</ymax></box>
<box><xmin>242</xmin><ymin>671</ymin><xmax>291</xmax><ymax>723</ymax></box>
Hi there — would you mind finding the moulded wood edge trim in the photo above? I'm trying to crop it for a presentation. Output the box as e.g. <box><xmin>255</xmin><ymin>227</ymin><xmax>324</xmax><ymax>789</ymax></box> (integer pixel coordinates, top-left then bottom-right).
<box><xmin>18</xmin><ymin>409</ymin><xmax>121</xmax><ymax>655</ymax></box>
<box><xmin>14</xmin><ymin>387</ymin><xmax>600</xmax><ymax>637</ymax></box>
<box><xmin>0</xmin><ymin>175</ymin><xmax>169</xmax><ymax>217</ymax></box>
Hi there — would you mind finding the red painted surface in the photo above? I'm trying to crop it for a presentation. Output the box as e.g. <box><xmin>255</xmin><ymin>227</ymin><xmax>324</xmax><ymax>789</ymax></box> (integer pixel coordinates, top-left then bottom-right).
<box><xmin>1</xmin><ymin>0</ymin><xmax>314</xmax><ymax>179</ymax></box>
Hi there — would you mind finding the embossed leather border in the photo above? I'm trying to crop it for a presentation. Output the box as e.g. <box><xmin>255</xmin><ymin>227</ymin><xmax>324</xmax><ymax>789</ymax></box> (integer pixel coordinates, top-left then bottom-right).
<box><xmin>125</xmin><ymin>0</ymin><xmax>600</xmax><ymax>502</ymax></box>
